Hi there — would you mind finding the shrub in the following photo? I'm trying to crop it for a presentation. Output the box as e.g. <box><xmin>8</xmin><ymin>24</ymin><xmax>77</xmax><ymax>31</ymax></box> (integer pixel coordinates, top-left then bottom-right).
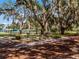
<box><xmin>15</xmin><ymin>34</ymin><xmax>21</xmax><ymax>40</ymax></box>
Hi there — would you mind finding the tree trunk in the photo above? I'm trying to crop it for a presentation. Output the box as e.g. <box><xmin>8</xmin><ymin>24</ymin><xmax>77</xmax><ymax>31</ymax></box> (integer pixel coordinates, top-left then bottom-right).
<box><xmin>45</xmin><ymin>22</ymin><xmax>48</xmax><ymax>33</ymax></box>
<box><xmin>40</xmin><ymin>24</ymin><xmax>48</xmax><ymax>37</ymax></box>
<box><xmin>19</xmin><ymin>24</ymin><xmax>23</xmax><ymax>34</ymax></box>
<box><xmin>41</xmin><ymin>27</ymin><xmax>45</xmax><ymax>35</ymax></box>
<box><xmin>60</xmin><ymin>26</ymin><xmax>65</xmax><ymax>35</ymax></box>
<box><xmin>19</xmin><ymin>29</ymin><xmax>22</xmax><ymax>34</ymax></box>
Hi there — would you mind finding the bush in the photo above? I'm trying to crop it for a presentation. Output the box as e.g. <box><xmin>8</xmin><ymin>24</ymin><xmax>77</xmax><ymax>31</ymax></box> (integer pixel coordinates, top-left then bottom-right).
<box><xmin>15</xmin><ymin>34</ymin><xmax>21</xmax><ymax>40</ymax></box>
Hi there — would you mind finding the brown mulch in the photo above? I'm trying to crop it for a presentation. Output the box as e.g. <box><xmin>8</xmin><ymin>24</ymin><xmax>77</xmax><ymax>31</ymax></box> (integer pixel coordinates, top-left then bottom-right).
<box><xmin>0</xmin><ymin>36</ymin><xmax>79</xmax><ymax>59</ymax></box>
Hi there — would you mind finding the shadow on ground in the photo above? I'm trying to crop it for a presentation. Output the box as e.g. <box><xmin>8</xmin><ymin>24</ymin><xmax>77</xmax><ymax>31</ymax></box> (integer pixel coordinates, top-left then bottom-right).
<box><xmin>0</xmin><ymin>36</ymin><xmax>79</xmax><ymax>59</ymax></box>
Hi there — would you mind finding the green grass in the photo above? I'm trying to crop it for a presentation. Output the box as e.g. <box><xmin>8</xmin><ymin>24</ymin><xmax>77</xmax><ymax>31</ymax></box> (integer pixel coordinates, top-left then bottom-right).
<box><xmin>0</xmin><ymin>30</ymin><xmax>78</xmax><ymax>39</ymax></box>
<box><xmin>49</xmin><ymin>30</ymin><xmax>79</xmax><ymax>38</ymax></box>
<box><xmin>0</xmin><ymin>32</ymin><xmax>10</xmax><ymax>37</ymax></box>
<box><xmin>64</xmin><ymin>31</ymin><xmax>79</xmax><ymax>36</ymax></box>
<box><xmin>49</xmin><ymin>33</ymin><xmax>62</xmax><ymax>39</ymax></box>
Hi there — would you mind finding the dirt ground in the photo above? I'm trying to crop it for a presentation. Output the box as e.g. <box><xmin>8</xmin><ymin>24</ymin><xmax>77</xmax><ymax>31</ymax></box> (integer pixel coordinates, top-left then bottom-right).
<box><xmin>0</xmin><ymin>36</ymin><xmax>79</xmax><ymax>59</ymax></box>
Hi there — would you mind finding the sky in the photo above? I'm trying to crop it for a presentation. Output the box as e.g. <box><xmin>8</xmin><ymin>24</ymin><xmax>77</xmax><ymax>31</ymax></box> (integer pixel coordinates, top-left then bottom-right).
<box><xmin>0</xmin><ymin>0</ymin><xmax>16</xmax><ymax>25</ymax></box>
<box><xmin>0</xmin><ymin>0</ymin><xmax>42</xmax><ymax>25</ymax></box>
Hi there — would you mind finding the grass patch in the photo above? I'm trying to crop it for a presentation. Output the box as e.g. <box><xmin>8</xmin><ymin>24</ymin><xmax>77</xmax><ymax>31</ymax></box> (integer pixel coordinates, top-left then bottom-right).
<box><xmin>64</xmin><ymin>31</ymin><xmax>79</xmax><ymax>36</ymax></box>
<box><xmin>0</xmin><ymin>32</ymin><xmax>10</xmax><ymax>37</ymax></box>
<box><xmin>50</xmin><ymin>33</ymin><xmax>62</xmax><ymax>39</ymax></box>
<box><xmin>0</xmin><ymin>31</ymin><xmax>78</xmax><ymax>39</ymax></box>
